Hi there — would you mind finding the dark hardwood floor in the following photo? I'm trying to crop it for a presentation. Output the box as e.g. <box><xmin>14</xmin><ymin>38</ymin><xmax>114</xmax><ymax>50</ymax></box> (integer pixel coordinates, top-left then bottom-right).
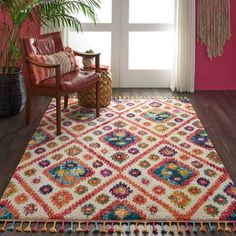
<box><xmin>0</xmin><ymin>89</ymin><xmax>236</xmax><ymax>236</ymax></box>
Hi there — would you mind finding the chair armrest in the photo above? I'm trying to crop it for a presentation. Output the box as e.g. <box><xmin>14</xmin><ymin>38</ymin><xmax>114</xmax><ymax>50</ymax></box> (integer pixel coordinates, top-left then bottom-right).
<box><xmin>26</xmin><ymin>57</ymin><xmax>61</xmax><ymax>89</ymax></box>
<box><xmin>73</xmin><ymin>51</ymin><xmax>100</xmax><ymax>58</ymax></box>
<box><xmin>73</xmin><ymin>51</ymin><xmax>101</xmax><ymax>73</ymax></box>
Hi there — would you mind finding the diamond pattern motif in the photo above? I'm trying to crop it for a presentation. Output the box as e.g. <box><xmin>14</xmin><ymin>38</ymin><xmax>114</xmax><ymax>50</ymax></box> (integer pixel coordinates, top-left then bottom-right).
<box><xmin>45</xmin><ymin>158</ymin><xmax>94</xmax><ymax>187</ymax></box>
<box><xmin>0</xmin><ymin>98</ymin><xmax>236</xmax><ymax>222</ymax></box>
<box><xmin>150</xmin><ymin>159</ymin><xmax>196</xmax><ymax>186</ymax></box>
<box><xmin>102</xmin><ymin>129</ymin><xmax>139</xmax><ymax>149</ymax></box>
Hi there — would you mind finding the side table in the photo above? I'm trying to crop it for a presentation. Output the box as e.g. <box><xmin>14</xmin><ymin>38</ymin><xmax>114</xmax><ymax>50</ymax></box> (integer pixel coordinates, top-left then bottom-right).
<box><xmin>78</xmin><ymin>68</ymin><xmax>112</xmax><ymax>108</ymax></box>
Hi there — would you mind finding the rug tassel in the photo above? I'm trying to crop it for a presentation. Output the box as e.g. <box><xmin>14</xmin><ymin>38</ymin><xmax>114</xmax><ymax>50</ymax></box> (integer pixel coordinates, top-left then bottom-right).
<box><xmin>142</xmin><ymin>222</ymin><xmax>149</xmax><ymax>235</ymax></box>
<box><xmin>161</xmin><ymin>222</ymin><xmax>167</xmax><ymax>234</ymax></box>
<box><xmin>115</xmin><ymin>221</ymin><xmax>123</xmax><ymax>234</ymax></box>
<box><xmin>152</xmin><ymin>222</ymin><xmax>158</xmax><ymax>234</ymax></box>
<box><xmin>32</xmin><ymin>221</ymin><xmax>39</xmax><ymax>233</ymax></box>
<box><xmin>66</xmin><ymin>222</ymin><xmax>75</xmax><ymax>233</ymax></box>
<box><xmin>7</xmin><ymin>221</ymin><xmax>15</xmax><ymax>231</ymax></box>
<box><xmin>208</xmin><ymin>222</ymin><xmax>215</xmax><ymax>232</ymax></box>
<box><xmin>133</xmin><ymin>222</ymin><xmax>139</xmax><ymax>235</ymax></box>
<box><xmin>41</xmin><ymin>221</ymin><xmax>48</xmax><ymax>232</ymax></box>
<box><xmin>217</xmin><ymin>222</ymin><xmax>224</xmax><ymax>231</ymax></box>
<box><xmin>199</xmin><ymin>222</ymin><xmax>207</xmax><ymax>232</ymax></box>
<box><xmin>177</xmin><ymin>221</ymin><xmax>184</xmax><ymax>234</ymax></box>
<box><xmin>125</xmin><ymin>222</ymin><xmax>131</xmax><ymax>235</ymax></box>
<box><xmin>93</xmin><ymin>222</ymin><xmax>100</xmax><ymax>234</ymax></box>
<box><xmin>192</xmin><ymin>222</ymin><xmax>198</xmax><ymax>233</ymax></box>
<box><xmin>16</xmin><ymin>221</ymin><xmax>23</xmax><ymax>232</ymax></box>
<box><xmin>108</xmin><ymin>222</ymin><xmax>115</xmax><ymax>234</ymax></box>
<box><xmin>83</xmin><ymin>222</ymin><xmax>90</xmax><ymax>233</ymax></box>
<box><xmin>232</xmin><ymin>222</ymin><xmax>236</xmax><ymax>233</ymax></box>
<box><xmin>24</xmin><ymin>221</ymin><xmax>32</xmax><ymax>232</ymax></box>
<box><xmin>75</xmin><ymin>221</ymin><xmax>83</xmax><ymax>233</ymax></box>
<box><xmin>224</xmin><ymin>222</ymin><xmax>231</xmax><ymax>233</ymax></box>
<box><xmin>49</xmin><ymin>221</ymin><xmax>57</xmax><ymax>233</ymax></box>
<box><xmin>185</xmin><ymin>222</ymin><xmax>191</xmax><ymax>234</ymax></box>
<box><xmin>0</xmin><ymin>221</ymin><xmax>8</xmax><ymax>232</ymax></box>
<box><xmin>168</xmin><ymin>222</ymin><xmax>174</xmax><ymax>235</ymax></box>
<box><xmin>59</xmin><ymin>221</ymin><xmax>65</xmax><ymax>233</ymax></box>
<box><xmin>100</xmin><ymin>221</ymin><xmax>107</xmax><ymax>234</ymax></box>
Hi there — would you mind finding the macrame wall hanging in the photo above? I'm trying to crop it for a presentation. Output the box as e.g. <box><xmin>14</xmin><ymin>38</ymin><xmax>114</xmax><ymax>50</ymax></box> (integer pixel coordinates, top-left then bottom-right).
<box><xmin>197</xmin><ymin>0</ymin><xmax>231</xmax><ymax>60</ymax></box>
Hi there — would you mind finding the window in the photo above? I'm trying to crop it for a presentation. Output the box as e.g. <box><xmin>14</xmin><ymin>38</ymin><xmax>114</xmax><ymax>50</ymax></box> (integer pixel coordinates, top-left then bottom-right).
<box><xmin>67</xmin><ymin>0</ymin><xmax>175</xmax><ymax>87</ymax></box>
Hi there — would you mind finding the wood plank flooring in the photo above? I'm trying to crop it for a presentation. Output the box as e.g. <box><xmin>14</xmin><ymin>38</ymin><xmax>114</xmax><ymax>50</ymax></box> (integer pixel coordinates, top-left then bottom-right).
<box><xmin>0</xmin><ymin>89</ymin><xmax>236</xmax><ymax>236</ymax></box>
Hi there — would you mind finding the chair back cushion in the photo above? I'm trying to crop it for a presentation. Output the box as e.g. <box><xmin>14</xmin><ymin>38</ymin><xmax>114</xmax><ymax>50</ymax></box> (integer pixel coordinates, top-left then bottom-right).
<box><xmin>29</xmin><ymin>47</ymin><xmax>79</xmax><ymax>85</ymax></box>
<box><xmin>34</xmin><ymin>38</ymin><xmax>56</xmax><ymax>55</ymax></box>
<box><xmin>23</xmin><ymin>32</ymin><xmax>64</xmax><ymax>56</ymax></box>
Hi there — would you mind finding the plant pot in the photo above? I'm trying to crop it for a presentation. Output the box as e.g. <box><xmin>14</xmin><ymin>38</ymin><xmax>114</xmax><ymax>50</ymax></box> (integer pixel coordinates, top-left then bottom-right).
<box><xmin>82</xmin><ymin>57</ymin><xmax>94</xmax><ymax>68</ymax></box>
<box><xmin>0</xmin><ymin>70</ymin><xmax>27</xmax><ymax>116</ymax></box>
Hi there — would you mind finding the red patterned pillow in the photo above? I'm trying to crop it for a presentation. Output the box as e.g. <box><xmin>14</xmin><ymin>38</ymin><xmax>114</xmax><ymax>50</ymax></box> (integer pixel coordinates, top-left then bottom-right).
<box><xmin>29</xmin><ymin>54</ymin><xmax>49</xmax><ymax>85</ymax></box>
<box><xmin>29</xmin><ymin>47</ymin><xmax>79</xmax><ymax>85</ymax></box>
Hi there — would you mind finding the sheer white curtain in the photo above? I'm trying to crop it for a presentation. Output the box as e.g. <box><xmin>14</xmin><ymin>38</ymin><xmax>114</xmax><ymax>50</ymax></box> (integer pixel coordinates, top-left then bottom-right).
<box><xmin>171</xmin><ymin>0</ymin><xmax>195</xmax><ymax>93</ymax></box>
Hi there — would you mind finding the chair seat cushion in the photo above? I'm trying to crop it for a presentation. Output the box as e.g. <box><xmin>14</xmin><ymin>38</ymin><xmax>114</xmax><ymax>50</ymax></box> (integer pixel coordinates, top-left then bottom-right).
<box><xmin>38</xmin><ymin>71</ymin><xmax>100</xmax><ymax>92</ymax></box>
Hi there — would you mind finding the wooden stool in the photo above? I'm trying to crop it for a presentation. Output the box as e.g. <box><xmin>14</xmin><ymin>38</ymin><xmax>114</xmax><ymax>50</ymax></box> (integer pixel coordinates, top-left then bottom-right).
<box><xmin>78</xmin><ymin>67</ymin><xmax>112</xmax><ymax>108</ymax></box>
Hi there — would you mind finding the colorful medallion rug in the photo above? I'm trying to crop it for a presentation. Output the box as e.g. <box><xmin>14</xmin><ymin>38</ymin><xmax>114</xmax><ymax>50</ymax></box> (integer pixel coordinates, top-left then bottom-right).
<box><xmin>0</xmin><ymin>97</ymin><xmax>236</xmax><ymax>234</ymax></box>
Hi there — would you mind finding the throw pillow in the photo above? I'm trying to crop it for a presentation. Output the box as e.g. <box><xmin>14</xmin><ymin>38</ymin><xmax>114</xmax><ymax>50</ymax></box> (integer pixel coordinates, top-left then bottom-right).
<box><xmin>29</xmin><ymin>47</ymin><xmax>79</xmax><ymax>85</ymax></box>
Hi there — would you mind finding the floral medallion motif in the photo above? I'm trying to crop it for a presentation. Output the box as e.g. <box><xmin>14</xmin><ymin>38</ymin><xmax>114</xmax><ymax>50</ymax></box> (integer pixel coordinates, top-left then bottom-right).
<box><xmin>111</xmin><ymin>152</ymin><xmax>129</xmax><ymax>163</ymax></box>
<box><xmin>28</xmin><ymin>129</ymin><xmax>53</xmax><ymax>149</ymax></box>
<box><xmin>224</xmin><ymin>183</ymin><xmax>236</xmax><ymax>199</ymax></box>
<box><xmin>168</xmin><ymin>191</ymin><xmax>191</xmax><ymax>209</ymax></box>
<box><xmin>109</xmin><ymin>182</ymin><xmax>133</xmax><ymax>199</ymax></box>
<box><xmin>143</xmin><ymin>109</ymin><xmax>173</xmax><ymax>123</ymax></box>
<box><xmin>0</xmin><ymin>205</ymin><xmax>14</xmax><ymax>219</ymax></box>
<box><xmin>188</xmin><ymin>130</ymin><xmax>213</xmax><ymax>149</ymax></box>
<box><xmin>102</xmin><ymin>129</ymin><xmax>139</xmax><ymax>149</ymax></box>
<box><xmin>66</xmin><ymin>108</ymin><xmax>96</xmax><ymax>122</ymax></box>
<box><xmin>149</xmin><ymin>159</ymin><xmax>197</xmax><ymax>187</ymax></box>
<box><xmin>51</xmin><ymin>190</ymin><xmax>73</xmax><ymax>209</ymax></box>
<box><xmin>45</xmin><ymin>158</ymin><xmax>94</xmax><ymax>187</ymax></box>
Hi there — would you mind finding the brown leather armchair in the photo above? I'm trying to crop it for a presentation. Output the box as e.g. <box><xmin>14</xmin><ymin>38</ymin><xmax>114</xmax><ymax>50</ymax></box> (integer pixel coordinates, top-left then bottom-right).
<box><xmin>22</xmin><ymin>32</ymin><xmax>101</xmax><ymax>135</ymax></box>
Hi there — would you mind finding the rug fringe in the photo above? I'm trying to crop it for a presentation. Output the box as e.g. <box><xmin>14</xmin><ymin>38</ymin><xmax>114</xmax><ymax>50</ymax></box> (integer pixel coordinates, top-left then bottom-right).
<box><xmin>1</xmin><ymin>220</ymin><xmax>236</xmax><ymax>233</ymax></box>
<box><xmin>112</xmin><ymin>96</ymin><xmax>190</xmax><ymax>100</ymax></box>
<box><xmin>71</xmin><ymin>95</ymin><xmax>190</xmax><ymax>100</ymax></box>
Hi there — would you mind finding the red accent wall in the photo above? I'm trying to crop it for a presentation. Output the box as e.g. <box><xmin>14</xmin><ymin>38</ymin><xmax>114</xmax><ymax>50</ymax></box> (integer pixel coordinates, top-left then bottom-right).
<box><xmin>0</xmin><ymin>17</ymin><xmax>40</xmax><ymax>39</ymax></box>
<box><xmin>21</xmin><ymin>20</ymin><xmax>40</xmax><ymax>38</ymax></box>
<box><xmin>195</xmin><ymin>0</ymin><xmax>236</xmax><ymax>90</ymax></box>
<box><xmin>0</xmin><ymin>16</ymin><xmax>40</xmax><ymax>76</ymax></box>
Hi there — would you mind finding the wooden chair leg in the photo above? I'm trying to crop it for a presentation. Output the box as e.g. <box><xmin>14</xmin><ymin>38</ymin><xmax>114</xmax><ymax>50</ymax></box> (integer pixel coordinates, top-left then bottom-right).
<box><xmin>56</xmin><ymin>96</ymin><xmax>61</xmax><ymax>135</ymax></box>
<box><xmin>64</xmin><ymin>95</ymin><xmax>69</xmax><ymax>108</ymax></box>
<box><xmin>95</xmin><ymin>81</ymin><xmax>100</xmax><ymax>117</ymax></box>
<box><xmin>25</xmin><ymin>93</ymin><xmax>31</xmax><ymax>125</ymax></box>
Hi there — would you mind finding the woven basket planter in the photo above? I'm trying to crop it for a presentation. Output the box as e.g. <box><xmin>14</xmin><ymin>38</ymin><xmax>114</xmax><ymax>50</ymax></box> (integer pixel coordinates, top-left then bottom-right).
<box><xmin>78</xmin><ymin>70</ymin><xmax>112</xmax><ymax>108</ymax></box>
<box><xmin>0</xmin><ymin>70</ymin><xmax>27</xmax><ymax>116</ymax></box>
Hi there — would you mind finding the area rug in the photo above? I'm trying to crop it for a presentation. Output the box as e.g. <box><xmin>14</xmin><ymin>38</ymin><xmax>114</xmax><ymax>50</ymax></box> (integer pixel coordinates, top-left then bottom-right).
<box><xmin>0</xmin><ymin>97</ymin><xmax>236</xmax><ymax>234</ymax></box>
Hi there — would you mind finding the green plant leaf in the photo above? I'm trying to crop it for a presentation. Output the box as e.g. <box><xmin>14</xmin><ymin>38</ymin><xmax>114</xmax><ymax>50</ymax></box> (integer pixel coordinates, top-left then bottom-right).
<box><xmin>0</xmin><ymin>0</ymin><xmax>100</xmax><ymax>74</ymax></box>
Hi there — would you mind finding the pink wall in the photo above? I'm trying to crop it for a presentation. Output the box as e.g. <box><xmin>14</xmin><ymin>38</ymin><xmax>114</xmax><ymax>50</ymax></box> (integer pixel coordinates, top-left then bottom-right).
<box><xmin>195</xmin><ymin>0</ymin><xmax>236</xmax><ymax>90</ymax></box>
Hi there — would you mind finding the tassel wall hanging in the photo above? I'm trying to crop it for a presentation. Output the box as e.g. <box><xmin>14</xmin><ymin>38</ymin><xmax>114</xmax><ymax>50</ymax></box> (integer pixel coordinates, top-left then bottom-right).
<box><xmin>197</xmin><ymin>0</ymin><xmax>231</xmax><ymax>60</ymax></box>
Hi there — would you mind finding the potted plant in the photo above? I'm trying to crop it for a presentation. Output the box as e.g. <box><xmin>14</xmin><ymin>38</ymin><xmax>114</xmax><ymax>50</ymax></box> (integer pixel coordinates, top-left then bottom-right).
<box><xmin>82</xmin><ymin>49</ymin><xmax>95</xmax><ymax>68</ymax></box>
<box><xmin>0</xmin><ymin>0</ymin><xmax>100</xmax><ymax>116</ymax></box>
